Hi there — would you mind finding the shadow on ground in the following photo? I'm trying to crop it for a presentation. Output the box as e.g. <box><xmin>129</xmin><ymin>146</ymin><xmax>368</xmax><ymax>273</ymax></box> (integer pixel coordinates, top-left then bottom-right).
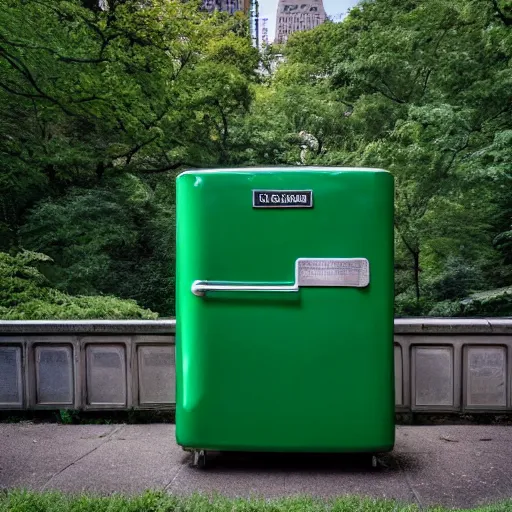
<box><xmin>187</xmin><ymin>451</ymin><xmax>421</xmax><ymax>476</ymax></box>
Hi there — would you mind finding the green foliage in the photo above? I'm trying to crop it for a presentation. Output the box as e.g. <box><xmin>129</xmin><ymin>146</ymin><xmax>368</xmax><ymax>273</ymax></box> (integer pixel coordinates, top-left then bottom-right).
<box><xmin>0</xmin><ymin>489</ymin><xmax>447</xmax><ymax>512</ymax></box>
<box><xmin>0</xmin><ymin>0</ymin><xmax>256</xmax><ymax>220</ymax></box>
<box><xmin>0</xmin><ymin>0</ymin><xmax>257</xmax><ymax>184</ymax></box>
<box><xmin>237</xmin><ymin>0</ymin><xmax>512</xmax><ymax>315</ymax></box>
<box><xmin>1</xmin><ymin>0</ymin><xmax>511</xmax><ymax>318</ymax></box>
<box><xmin>429</xmin><ymin>287</ymin><xmax>512</xmax><ymax>317</ymax></box>
<box><xmin>428</xmin><ymin>257</ymin><xmax>484</xmax><ymax>302</ymax></box>
<box><xmin>2</xmin><ymin>489</ymin><xmax>512</xmax><ymax>512</ymax></box>
<box><xmin>0</xmin><ymin>0</ymin><xmax>256</xmax><ymax>318</ymax></box>
<box><xmin>459</xmin><ymin>286</ymin><xmax>512</xmax><ymax>316</ymax></box>
<box><xmin>0</xmin><ymin>251</ymin><xmax>157</xmax><ymax>319</ymax></box>
<box><xmin>58</xmin><ymin>409</ymin><xmax>80</xmax><ymax>424</ymax></box>
<box><xmin>20</xmin><ymin>174</ymin><xmax>176</xmax><ymax>315</ymax></box>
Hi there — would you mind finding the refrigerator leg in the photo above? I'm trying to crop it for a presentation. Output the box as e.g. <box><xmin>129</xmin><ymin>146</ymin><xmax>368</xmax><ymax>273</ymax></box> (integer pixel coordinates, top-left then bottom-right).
<box><xmin>192</xmin><ymin>450</ymin><xmax>207</xmax><ymax>469</ymax></box>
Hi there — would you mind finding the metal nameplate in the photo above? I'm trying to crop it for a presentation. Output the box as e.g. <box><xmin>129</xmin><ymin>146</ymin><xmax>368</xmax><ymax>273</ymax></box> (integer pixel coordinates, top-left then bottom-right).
<box><xmin>296</xmin><ymin>258</ymin><xmax>370</xmax><ymax>287</ymax></box>
<box><xmin>253</xmin><ymin>190</ymin><xmax>313</xmax><ymax>208</ymax></box>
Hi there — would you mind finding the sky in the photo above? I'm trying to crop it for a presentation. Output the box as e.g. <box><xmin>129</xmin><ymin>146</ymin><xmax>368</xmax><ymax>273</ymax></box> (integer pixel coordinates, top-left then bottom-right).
<box><xmin>258</xmin><ymin>0</ymin><xmax>359</xmax><ymax>42</ymax></box>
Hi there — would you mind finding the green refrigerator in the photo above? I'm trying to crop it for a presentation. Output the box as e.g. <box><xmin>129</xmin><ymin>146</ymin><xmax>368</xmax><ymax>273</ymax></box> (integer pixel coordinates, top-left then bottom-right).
<box><xmin>175</xmin><ymin>167</ymin><xmax>395</xmax><ymax>466</ymax></box>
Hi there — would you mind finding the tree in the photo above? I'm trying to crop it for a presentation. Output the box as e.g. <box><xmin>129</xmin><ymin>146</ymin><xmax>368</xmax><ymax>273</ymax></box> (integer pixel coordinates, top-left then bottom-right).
<box><xmin>21</xmin><ymin>173</ymin><xmax>177</xmax><ymax>316</ymax></box>
<box><xmin>0</xmin><ymin>0</ymin><xmax>257</xmax><ymax>234</ymax></box>
<box><xmin>241</xmin><ymin>0</ymin><xmax>512</xmax><ymax>314</ymax></box>
<box><xmin>0</xmin><ymin>0</ymin><xmax>258</xmax><ymax>317</ymax></box>
<box><xmin>2</xmin><ymin>0</ymin><xmax>511</xmax><ymax>318</ymax></box>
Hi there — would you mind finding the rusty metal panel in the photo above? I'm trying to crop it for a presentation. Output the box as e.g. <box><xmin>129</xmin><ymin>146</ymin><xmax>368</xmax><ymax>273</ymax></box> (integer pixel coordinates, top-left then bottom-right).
<box><xmin>0</xmin><ymin>345</ymin><xmax>23</xmax><ymax>408</ymax></box>
<box><xmin>464</xmin><ymin>346</ymin><xmax>507</xmax><ymax>409</ymax></box>
<box><xmin>412</xmin><ymin>346</ymin><xmax>454</xmax><ymax>409</ymax></box>
<box><xmin>85</xmin><ymin>344</ymin><xmax>127</xmax><ymax>407</ymax></box>
<box><xmin>137</xmin><ymin>345</ymin><xmax>175</xmax><ymax>406</ymax></box>
<box><xmin>35</xmin><ymin>345</ymin><xmax>74</xmax><ymax>405</ymax></box>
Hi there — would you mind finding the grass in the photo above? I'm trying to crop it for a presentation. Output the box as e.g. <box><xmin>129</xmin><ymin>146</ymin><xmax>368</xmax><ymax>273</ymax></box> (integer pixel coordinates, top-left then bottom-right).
<box><xmin>0</xmin><ymin>491</ymin><xmax>511</xmax><ymax>512</ymax></box>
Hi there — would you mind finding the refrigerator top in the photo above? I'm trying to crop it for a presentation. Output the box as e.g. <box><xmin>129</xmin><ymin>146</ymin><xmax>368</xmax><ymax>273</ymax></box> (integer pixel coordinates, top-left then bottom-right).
<box><xmin>177</xmin><ymin>166</ymin><xmax>390</xmax><ymax>176</ymax></box>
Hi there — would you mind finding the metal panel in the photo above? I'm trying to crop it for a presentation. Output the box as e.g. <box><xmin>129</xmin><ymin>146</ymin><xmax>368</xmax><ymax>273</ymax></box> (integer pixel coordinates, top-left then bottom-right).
<box><xmin>1</xmin><ymin>320</ymin><xmax>512</xmax><ymax>414</ymax></box>
<box><xmin>464</xmin><ymin>346</ymin><xmax>507</xmax><ymax>409</ymax></box>
<box><xmin>394</xmin><ymin>344</ymin><xmax>403</xmax><ymax>406</ymax></box>
<box><xmin>0</xmin><ymin>346</ymin><xmax>23</xmax><ymax>408</ymax></box>
<box><xmin>413</xmin><ymin>346</ymin><xmax>454</xmax><ymax>408</ymax></box>
<box><xmin>35</xmin><ymin>345</ymin><xmax>73</xmax><ymax>405</ymax></box>
<box><xmin>137</xmin><ymin>346</ymin><xmax>175</xmax><ymax>405</ymax></box>
<box><xmin>86</xmin><ymin>345</ymin><xmax>126</xmax><ymax>406</ymax></box>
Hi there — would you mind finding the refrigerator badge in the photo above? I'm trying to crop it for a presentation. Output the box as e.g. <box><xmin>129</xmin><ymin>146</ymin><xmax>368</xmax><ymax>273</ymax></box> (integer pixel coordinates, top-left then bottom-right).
<box><xmin>253</xmin><ymin>190</ymin><xmax>313</xmax><ymax>208</ymax></box>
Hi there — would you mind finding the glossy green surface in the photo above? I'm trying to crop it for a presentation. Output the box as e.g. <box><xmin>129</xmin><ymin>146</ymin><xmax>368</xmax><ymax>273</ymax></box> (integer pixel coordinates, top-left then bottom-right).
<box><xmin>176</xmin><ymin>168</ymin><xmax>395</xmax><ymax>452</ymax></box>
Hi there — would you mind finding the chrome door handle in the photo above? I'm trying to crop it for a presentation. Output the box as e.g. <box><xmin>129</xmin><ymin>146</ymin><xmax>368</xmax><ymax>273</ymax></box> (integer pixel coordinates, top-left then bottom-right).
<box><xmin>192</xmin><ymin>281</ymin><xmax>298</xmax><ymax>296</ymax></box>
<box><xmin>191</xmin><ymin>258</ymin><xmax>370</xmax><ymax>297</ymax></box>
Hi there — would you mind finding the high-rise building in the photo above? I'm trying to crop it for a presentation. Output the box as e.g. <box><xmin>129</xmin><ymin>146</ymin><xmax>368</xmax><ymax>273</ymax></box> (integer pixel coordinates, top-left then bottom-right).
<box><xmin>201</xmin><ymin>0</ymin><xmax>250</xmax><ymax>14</ymax></box>
<box><xmin>275</xmin><ymin>0</ymin><xmax>326</xmax><ymax>44</ymax></box>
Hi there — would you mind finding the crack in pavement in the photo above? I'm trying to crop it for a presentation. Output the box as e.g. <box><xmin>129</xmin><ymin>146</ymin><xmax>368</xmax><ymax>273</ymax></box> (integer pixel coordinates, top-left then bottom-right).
<box><xmin>40</xmin><ymin>425</ymin><xmax>125</xmax><ymax>491</ymax></box>
<box><xmin>395</xmin><ymin>457</ymin><xmax>424</xmax><ymax>510</ymax></box>
<box><xmin>164</xmin><ymin>463</ymin><xmax>186</xmax><ymax>492</ymax></box>
<box><xmin>164</xmin><ymin>453</ymin><xmax>191</xmax><ymax>492</ymax></box>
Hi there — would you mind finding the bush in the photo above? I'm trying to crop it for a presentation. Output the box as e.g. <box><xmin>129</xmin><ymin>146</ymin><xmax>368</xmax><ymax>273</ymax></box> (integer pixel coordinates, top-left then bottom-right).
<box><xmin>428</xmin><ymin>287</ymin><xmax>512</xmax><ymax>317</ymax></box>
<box><xmin>428</xmin><ymin>257</ymin><xmax>484</xmax><ymax>302</ymax></box>
<box><xmin>459</xmin><ymin>287</ymin><xmax>512</xmax><ymax>316</ymax></box>
<box><xmin>394</xmin><ymin>293</ymin><xmax>434</xmax><ymax>317</ymax></box>
<box><xmin>21</xmin><ymin>179</ymin><xmax>176</xmax><ymax>317</ymax></box>
<box><xmin>428</xmin><ymin>300</ymin><xmax>466</xmax><ymax>317</ymax></box>
<box><xmin>0</xmin><ymin>251</ymin><xmax>157</xmax><ymax>320</ymax></box>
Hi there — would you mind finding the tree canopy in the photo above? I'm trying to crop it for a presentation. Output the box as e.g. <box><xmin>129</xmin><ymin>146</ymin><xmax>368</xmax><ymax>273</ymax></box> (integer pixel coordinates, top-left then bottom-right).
<box><xmin>243</xmin><ymin>0</ymin><xmax>512</xmax><ymax>315</ymax></box>
<box><xmin>1</xmin><ymin>0</ymin><xmax>511</xmax><ymax>318</ymax></box>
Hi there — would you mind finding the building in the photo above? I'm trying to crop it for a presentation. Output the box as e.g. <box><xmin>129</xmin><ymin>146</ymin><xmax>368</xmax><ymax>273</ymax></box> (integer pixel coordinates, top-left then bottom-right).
<box><xmin>200</xmin><ymin>0</ymin><xmax>257</xmax><ymax>47</ymax></box>
<box><xmin>275</xmin><ymin>0</ymin><xmax>326</xmax><ymax>44</ymax></box>
<box><xmin>201</xmin><ymin>0</ymin><xmax>250</xmax><ymax>14</ymax></box>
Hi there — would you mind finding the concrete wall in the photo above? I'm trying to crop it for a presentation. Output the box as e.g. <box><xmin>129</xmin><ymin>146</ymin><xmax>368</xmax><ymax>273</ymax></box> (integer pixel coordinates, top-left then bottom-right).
<box><xmin>1</xmin><ymin>319</ymin><xmax>511</xmax><ymax>413</ymax></box>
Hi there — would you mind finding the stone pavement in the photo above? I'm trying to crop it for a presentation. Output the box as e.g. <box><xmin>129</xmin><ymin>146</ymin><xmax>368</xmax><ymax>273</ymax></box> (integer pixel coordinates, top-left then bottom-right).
<box><xmin>1</xmin><ymin>424</ymin><xmax>511</xmax><ymax>509</ymax></box>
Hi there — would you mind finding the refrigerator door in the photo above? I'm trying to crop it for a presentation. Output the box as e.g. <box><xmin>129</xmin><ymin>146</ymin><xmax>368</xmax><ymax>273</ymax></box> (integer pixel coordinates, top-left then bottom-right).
<box><xmin>176</xmin><ymin>168</ymin><xmax>394</xmax><ymax>452</ymax></box>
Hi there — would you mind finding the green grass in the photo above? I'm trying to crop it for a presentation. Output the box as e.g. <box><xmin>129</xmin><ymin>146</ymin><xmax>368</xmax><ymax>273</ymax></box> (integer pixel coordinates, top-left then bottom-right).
<box><xmin>0</xmin><ymin>491</ymin><xmax>511</xmax><ymax>512</ymax></box>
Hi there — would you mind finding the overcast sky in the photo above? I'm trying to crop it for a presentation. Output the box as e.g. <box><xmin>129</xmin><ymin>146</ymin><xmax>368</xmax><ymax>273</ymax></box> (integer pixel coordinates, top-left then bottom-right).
<box><xmin>258</xmin><ymin>0</ymin><xmax>360</xmax><ymax>42</ymax></box>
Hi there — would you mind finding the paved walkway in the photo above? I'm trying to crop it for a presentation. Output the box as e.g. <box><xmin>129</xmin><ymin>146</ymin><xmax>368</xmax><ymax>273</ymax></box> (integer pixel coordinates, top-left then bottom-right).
<box><xmin>1</xmin><ymin>424</ymin><xmax>511</xmax><ymax>508</ymax></box>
